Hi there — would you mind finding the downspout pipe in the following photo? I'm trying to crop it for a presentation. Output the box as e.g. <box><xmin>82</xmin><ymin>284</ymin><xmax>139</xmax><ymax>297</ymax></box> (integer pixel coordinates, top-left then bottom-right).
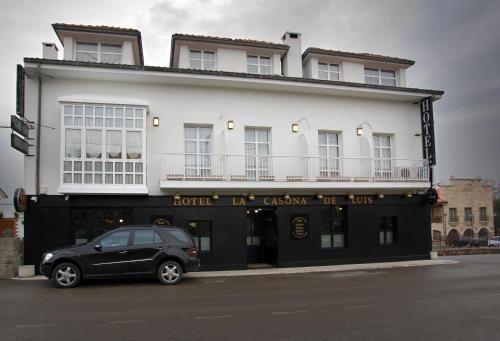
<box><xmin>35</xmin><ymin>64</ymin><xmax>42</xmax><ymax>196</ymax></box>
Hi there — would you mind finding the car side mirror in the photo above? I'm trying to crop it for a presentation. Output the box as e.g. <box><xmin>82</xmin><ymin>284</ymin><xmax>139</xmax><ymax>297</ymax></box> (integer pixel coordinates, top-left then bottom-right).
<box><xmin>94</xmin><ymin>244</ymin><xmax>102</xmax><ymax>251</ymax></box>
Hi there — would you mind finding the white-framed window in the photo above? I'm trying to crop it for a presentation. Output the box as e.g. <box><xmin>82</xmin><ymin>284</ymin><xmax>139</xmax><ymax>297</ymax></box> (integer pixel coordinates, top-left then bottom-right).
<box><xmin>61</xmin><ymin>103</ymin><xmax>146</xmax><ymax>187</ymax></box>
<box><xmin>184</xmin><ymin>125</ymin><xmax>212</xmax><ymax>177</ymax></box>
<box><xmin>318</xmin><ymin>131</ymin><xmax>341</xmax><ymax>178</ymax></box>
<box><xmin>189</xmin><ymin>50</ymin><xmax>216</xmax><ymax>70</ymax></box>
<box><xmin>245</xmin><ymin>128</ymin><xmax>271</xmax><ymax>179</ymax></box>
<box><xmin>373</xmin><ymin>134</ymin><xmax>392</xmax><ymax>179</ymax></box>
<box><xmin>318</xmin><ymin>63</ymin><xmax>340</xmax><ymax>81</ymax></box>
<box><xmin>364</xmin><ymin>68</ymin><xmax>396</xmax><ymax>86</ymax></box>
<box><xmin>247</xmin><ymin>55</ymin><xmax>272</xmax><ymax>75</ymax></box>
<box><xmin>75</xmin><ymin>42</ymin><xmax>122</xmax><ymax>64</ymax></box>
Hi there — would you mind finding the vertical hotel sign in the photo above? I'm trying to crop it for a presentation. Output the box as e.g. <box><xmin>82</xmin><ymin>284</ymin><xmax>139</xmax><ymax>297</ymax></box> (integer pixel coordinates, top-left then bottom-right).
<box><xmin>16</xmin><ymin>64</ymin><xmax>25</xmax><ymax>117</ymax></box>
<box><xmin>420</xmin><ymin>97</ymin><xmax>436</xmax><ymax>166</ymax></box>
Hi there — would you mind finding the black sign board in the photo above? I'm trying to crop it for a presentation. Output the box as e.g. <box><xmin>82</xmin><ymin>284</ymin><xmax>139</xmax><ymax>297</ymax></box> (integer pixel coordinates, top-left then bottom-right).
<box><xmin>150</xmin><ymin>215</ymin><xmax>173</xmax><ymax>225</ymax></box>
<box><xmin>16</xmin><ymin>64</ymin><xmax>26</xmax><ymax>117</ymax></box>
<box><xmin>11</xmin><ymin>133</ymin><xmax>29</xmax><ymax>155</ymax></box>
<box><xmin>290</xmin><ymin>214</ymin><xmax>309</xmax><ymax>240</ymax></box>
<box><xmin>11</xmin><ymin>115</ymin><xmax>29</xmax><ymax>138</ymax></box>
<box><xmin>420</xmin><ymin>97</ymin><xmax>436</xmax><ymax>166</ymax></box>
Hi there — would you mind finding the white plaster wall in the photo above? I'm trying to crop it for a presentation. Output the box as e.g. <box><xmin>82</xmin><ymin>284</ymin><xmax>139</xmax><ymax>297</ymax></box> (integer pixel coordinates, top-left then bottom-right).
<box><xmin>24</xmin><ymin>76</ymin><xmax>424</xmax><ymax>196</ymax></box>
<box><xmin>341</xmin><ymin>61</ymin><xmax>365</xmax><ymax>83</ymax></box>
<box><xmin>122</xmin><ymin>41</ymin><xmax>134</xmax><ymax>65</ymax></box>
<box><xmin>216</xmin><ymin>48</ymin><xmax>246</xmax><ymax>73</ymax></box>
<box><xmin>178</xmin><ymin>45</ymin><xmax>189</xmax><ymax>68</ymax></box>
<box><xmin>63</xmin><ymin>36</ymin><xmax>73</xmax><ymax>60</ymax></box>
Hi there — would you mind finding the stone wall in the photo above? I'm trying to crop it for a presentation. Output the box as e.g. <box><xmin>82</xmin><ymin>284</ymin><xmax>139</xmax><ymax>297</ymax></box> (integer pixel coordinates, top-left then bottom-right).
<box><xmin>0</xmin><ymin>238</ymin><xmax>20</xmax><ymax>279</ymax></box>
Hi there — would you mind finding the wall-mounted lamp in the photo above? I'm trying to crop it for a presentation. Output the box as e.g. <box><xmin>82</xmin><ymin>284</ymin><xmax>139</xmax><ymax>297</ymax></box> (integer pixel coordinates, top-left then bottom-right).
<box><xmin>356</xmin><ymin>127</ymin><xmax>364</xmax><ymax>136</ymax></box>
<box><xmin>284</xmin><ymin>193</ymin><xmax>290</xmax><ymax>200</ymax></box>
<box><xmin>248</xmin><ymin>193</ymin><xmax>255</xmax><ymax>201</ymax></box>
<box><xmin>406</xmin><ymin>192</ymin><xmax>413</xmax><ymax>198</ymax></box>
<box><xmin>291</xmin><ymin>123</ymin><xmax>299</xmax><ymax>133</ymax></box>
<box><xmin>153</xmin><ymin>117</ymin><xmax>160</xmax><ymax>127</ymax></box>
<box><xmin>316</xmin><ymin>193</ymin><xmax>324</xmax><ymax>200</ymax></box>
<box><xmin>227</xmin><ymin>120</ymin><xmax>234</xmax><ymax>130</ymax></box>
<box><xmin>347</xmin><ymin>193</ymin><xmax>355</xmax><ymax>200</ymax></box>
<box><xmin>173</xmin><ymin>192</ymin><xmax>181</xmax><ymax>200</ymax></box>
<box><xmin>212</xmin><ymin>193</ymin><xmax>219</xmax><ymax>200</ymax></box>
<box><xmin>378</xmin><ymin>193</ymin><xmax>385</xmax><ymax>199</ymax></box>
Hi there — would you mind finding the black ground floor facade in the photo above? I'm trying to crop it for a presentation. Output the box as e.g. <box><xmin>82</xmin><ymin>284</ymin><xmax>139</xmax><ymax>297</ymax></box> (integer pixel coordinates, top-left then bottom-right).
<box><xmin>24</xmin><ymin>194</ymin><xmax>432</xmax><ymax>271</ymax></box>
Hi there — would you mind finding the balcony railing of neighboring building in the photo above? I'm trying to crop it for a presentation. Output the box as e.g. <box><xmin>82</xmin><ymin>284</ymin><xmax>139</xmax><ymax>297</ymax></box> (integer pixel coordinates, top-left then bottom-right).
<box><xmin>160</xmin><ymin>154</ymin><xmax>429</xmax><ymax>183</ymax></box>
<box><xmin>480</xmin><ymin>215</ymin><xmax>489</xmax><ymax>225</ymax></box>
<box><xmin>448</xmin><ymin>216</ymin><xmax>459</xmax><ymax>225</ymax></box>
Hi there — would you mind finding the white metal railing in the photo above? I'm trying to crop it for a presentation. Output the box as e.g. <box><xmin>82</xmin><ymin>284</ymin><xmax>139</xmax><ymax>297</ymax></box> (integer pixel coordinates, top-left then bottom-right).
<box><xmin>160</xmin><ymin>153</ymin><xmax>429</xmax><ymax>182</ymax></box>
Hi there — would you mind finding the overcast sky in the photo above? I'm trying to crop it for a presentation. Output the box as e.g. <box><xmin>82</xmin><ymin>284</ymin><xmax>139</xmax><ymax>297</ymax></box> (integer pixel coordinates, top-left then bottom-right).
<box><xmin>1</xmin><ymin>0</ymin><xmax>499</xmax><ymax>213</ymax></box>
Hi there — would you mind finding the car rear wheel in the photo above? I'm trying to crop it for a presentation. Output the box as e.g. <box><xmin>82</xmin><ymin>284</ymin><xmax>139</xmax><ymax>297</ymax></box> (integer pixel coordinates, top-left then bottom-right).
<box><xmin>158</xmin><ymin>261</ymin><xmax>183</xmax><ymax>285</ymax></box>
<box><xmin>52</xmin><ymin>262</ymin><xmax>81</xmax><ymax>288</ymax></box>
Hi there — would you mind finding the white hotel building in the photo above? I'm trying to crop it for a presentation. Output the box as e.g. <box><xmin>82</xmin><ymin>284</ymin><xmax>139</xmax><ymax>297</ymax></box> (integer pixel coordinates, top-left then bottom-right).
<box><xmin>20</xmin><ymin>24</ymin><xmax>444</xmax><ymax>270</ymax></box>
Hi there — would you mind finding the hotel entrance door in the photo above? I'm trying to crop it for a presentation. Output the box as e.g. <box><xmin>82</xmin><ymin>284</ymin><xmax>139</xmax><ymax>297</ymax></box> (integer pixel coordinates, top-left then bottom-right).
<box><xmin>246</xmin><ymin>208</ymin><xmax>277</xmax><ymax>265</ymax></box>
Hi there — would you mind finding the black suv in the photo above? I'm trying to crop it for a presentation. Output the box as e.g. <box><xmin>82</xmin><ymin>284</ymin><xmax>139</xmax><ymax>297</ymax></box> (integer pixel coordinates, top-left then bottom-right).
<box><xmin>40</xmin><ymin>225</ymin><xmax>199</xmax><ymax>288</ymax></box>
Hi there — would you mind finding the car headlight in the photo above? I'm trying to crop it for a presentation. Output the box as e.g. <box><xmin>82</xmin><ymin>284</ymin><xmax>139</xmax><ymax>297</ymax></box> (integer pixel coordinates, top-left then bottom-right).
<box><xmin>43</xmin><ymin>253</ymin><xmax>53</xmax><ymax>262</ymax></box>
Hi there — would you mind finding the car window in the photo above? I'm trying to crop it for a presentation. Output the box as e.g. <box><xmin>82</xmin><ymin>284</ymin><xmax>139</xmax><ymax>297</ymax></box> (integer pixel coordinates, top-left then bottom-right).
<box><xmin>100</xmin><ymin>231</ymin><xmax>130</xmax><ymax>248</ymax></box>
<box><xmin>134</xmin><ymin>229</ymin><xmax>163</xmax><ymax>245</ymax></box>
<box><xmin>166</xmin><ymin>229</ymin><xmax>191</xmax><ymax>243</ymax></box>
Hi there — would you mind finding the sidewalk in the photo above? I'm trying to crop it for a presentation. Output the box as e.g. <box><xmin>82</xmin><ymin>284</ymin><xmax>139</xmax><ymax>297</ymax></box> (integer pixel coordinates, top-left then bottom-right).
<box><xmin>12</xmin><ymin>259</ymin><xmax>457</xmax><ymax>280</ymax></box>
<box><xmin>186</xmin><ymin>259</ymin><xmax>458</xmax><ymax>278</ymax></box>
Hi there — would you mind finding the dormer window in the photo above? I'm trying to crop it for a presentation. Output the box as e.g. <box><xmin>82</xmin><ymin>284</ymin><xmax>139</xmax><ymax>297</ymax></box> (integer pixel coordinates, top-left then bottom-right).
<box><xmin>318</xmin><ymin>63</ymin><xmax>340</xmax><ymax>81</ymax></box>
<box><xmin>76</xmin><ymin>42</ymin><xmax>122</xmax><ymax>64</ymax></box>
<box><xmin>364</xmin><ymin>68</ymin><xmax>396</xmax><ymax>86</ymax></box>
<box><xmin>189</xmin><ymin>50</ymin><xmax>216</xmax><ymax>70</ymax></box>
<box><xmin>247</xmin><ymin>55</ymin><xmax>271</xmax><ymax>75</ymax></box>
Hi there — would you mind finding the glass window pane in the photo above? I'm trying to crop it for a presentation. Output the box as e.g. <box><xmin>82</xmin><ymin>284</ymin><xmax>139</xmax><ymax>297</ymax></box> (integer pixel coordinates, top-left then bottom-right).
<box><xmin>318</xmin><ymin>71</ymin><xmax>329</xmax><ymax>80</ymax></box>
<box><xmin>64</xmin><ymin>105</ymin><xmax>73</xmax><ymax>116</ymax></box>
<box><xmin>76</xmin><ymin>42</ymin><xmax>98</xmax><ymax>52</ymax></box>
<box><xmin>203</xmin><ymin>51</ymin><xmax>215</xmax><ymax>60</ymax></box>
<box><xmin>126</xmin><ymin>131</ymin><xmax>142</xmax><ymax>159</ymax></box>
<box><xmin>199</xmin><ymin>127</ymin><xmax>212</xmax><ymax>140</ymax></box>
<box><xmin>190</xmin><ymin>60</ymin><xmax>201</xmax><ymax>69</ymax></box>
<box><xmin>76</xmin><ymin>52</ymin><xmax>98</xmax><ymax>62</ymax></box>
<box><xmin>365</xmin><ymin>68</ymin><xmax>379</xmax><ymax>77</ymax></box>
<box><xmin>329</xmin><ymin>64</ymin><xmax>339</xmax><ymax>72</ymax></box>
<box><xmin>247</xmin><ymin>56</ymin><xmax>258</xmax><ymax>64</ymax></box>
<box><xmin>245</xmin><ymin>129</ymin><xmax>255</xmax><ymax>142</ymax></box>
<box><xmin>190</xmin><ymin>50</ymin><xmax>201</xmax><ymax>60</ymax></box>
<box><xmin>100</xmin><ymin>54</ymin><xmax>121</xmax><ymax>64</ymax></box>
<box><xmin>133</xmin><ymin>230</ymin><xmax>155</xmax><ymax>245</ymax></box>
<box><xmin>381</xmin><ymin>70</ymin><xmax>395</xmax><ymax>78</ymax></box>
<box><xmin>318</xmin><ymin>63</ymin><xmax>328</xmax><ymax>71</ymax></box>
<box><xmin>107</xmin><ymin>131</ymin><xmax>122</xmax><ymax>159</ymax></box>
<box><xmin>101</xmin><ymin>44</ymin><xmax>122</xmax><ymax>54</ymax></box>
<box><xmin>260</xmin><ymin>66</ymin><xmax>271</xmax><ymax>75</ymax></box>
<box><xmin>381</xmin><ymin>78</ymin><xmax>396</xmax><ymax>86</ymax></box>
<box><xmin>321</xmin><ymin>234</ymin><xmax>332</xmax><ymax>248</ymax></box>
<box><xmin>248</xmin><ymin>64</ymin><xmax>258</xmax><ymax>74</ymax></box>
<box><xmin>204</xmin><ymin>61</ymin><xmax>215</xmax><ymax>70</ymax></box>
<box><xmin>257</xmin><ymin>129</ymin><xmax>268</xmax><ymax>142</ymax></box>
<box><xmin>260</xmin><ymin>57</ymin><xmax>271</xmax><ymax>65</ymax></box>
<box><xmin>185</xmin><ymin>127</ymin><xmax>197</xmax><ymax>140</ymax></box>
<box><xmin>365</xmin><ymin>76</ymin><xmax>380</xmax><ymax>85</ymax></box>
<box><xmin>86</xmin><ymin>130</ymin><xmax>101</xmax><ymax>158</ymax></box>
<box><xmin>65</xmin><ymin>129</ymin><xmax>81</xmax><ymax>158</ymax></box>
<box><xmin>101</xmin><ymin>231</ymin><xmax>129</xmax><ymax>248</ymax></box>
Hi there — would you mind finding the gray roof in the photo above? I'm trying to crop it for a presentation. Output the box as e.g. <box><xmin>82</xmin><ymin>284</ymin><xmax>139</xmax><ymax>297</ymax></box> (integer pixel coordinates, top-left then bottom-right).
<box><xmin>303</xmin><ymin>47</ymin><xmax>415</xmax><ymax>66</ymax></box>
<box><xmin>24</xmin><ymin>58</ymin><xmax>444</xmax><ymax>96</ymax></box>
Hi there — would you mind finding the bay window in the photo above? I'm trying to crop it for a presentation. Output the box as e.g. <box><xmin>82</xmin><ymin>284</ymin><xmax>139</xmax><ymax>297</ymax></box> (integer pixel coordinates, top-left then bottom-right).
<box><xmin>61</xmin><ymin>103</ymin><xmax>146</xmax><ymax>190</ymax></box>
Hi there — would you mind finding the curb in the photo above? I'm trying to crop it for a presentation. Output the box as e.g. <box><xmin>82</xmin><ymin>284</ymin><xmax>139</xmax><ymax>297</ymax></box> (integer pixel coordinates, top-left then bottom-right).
<box><xmin>11</xmin><ymin>259</ymin><xmax>458</xmax><ymax>281</ymax></box>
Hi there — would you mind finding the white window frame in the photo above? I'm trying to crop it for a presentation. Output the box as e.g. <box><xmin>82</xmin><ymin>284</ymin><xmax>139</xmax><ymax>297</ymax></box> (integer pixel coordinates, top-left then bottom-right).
<box><xmin>245</xmin><ymin>127</ymin><xmax>272</xmax><ymax>179</ymax></box>
<box><xmin>59</xmin><ymin>103</ymin><xmax>147</xmax><ymax>194</ymax></box>
<box><xmin>189</xmin><ymin>50</ymin><xmax>216</xmax><ymax>70</ymax></box>
<box><xmin>184</xmin><ymin>125</ymin><xmax>213</xmax><ymax>178</ymax></box>
<box><xmin>373</xmin><ymin>134</ymin><xmax>393</xmax><ymax>179</ymax></box>
<box><xmin>318</xmin><ymin>62</ymin><xmax>341</xmax><ymax>81</ymax></box>
<box><xmin>318</xmin><ymin>131</ymin><xmax>341</xmax><ymax>178</ymax></box>
<box><xmin>364</xmin><ymin>68</ymin><xmax>397</xmax><ymax>86</ymax></box>
<box><xmin>75</xmin><ymin>42</ymin><xmax>123</xmax><ymax>64</ymax></box>
<box><xmin>247</xmin><ymin>55</ymin><xmax>272</xmax><ymax>75</ymax></box>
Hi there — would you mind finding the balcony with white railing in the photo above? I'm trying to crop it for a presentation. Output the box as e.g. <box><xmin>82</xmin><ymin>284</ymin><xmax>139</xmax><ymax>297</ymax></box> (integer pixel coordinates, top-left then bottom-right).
<box><xmin>159</xmin><ymin>153</ymin><xmax>429</xmax><ymax>190</ymax></box>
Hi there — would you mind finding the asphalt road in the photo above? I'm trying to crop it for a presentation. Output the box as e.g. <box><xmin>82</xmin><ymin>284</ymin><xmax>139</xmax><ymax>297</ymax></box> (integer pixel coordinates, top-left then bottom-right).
<box><xmin>1</xmin><ymin>255</ymin><xmax>500</xmax><ymax>341</ymax></box>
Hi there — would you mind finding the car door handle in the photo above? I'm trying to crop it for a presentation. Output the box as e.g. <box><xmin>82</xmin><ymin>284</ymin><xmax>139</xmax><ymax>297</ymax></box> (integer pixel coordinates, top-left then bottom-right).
<box><xmin>157</xmin><ymin>246</ymin><xmax>163</xmax><ymax>250</ymax></box>
<box><xmin>118</xmin><ymin>250</ymin><xmax>128</xmax><ymax>255</ymax></box>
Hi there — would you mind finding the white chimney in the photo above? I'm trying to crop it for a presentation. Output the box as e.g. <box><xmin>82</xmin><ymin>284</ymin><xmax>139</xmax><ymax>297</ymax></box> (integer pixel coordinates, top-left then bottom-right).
<box><xmin>42</xmin><ymin>42</ymin><xmax>58</xmax><ymax>59</ymax></box>
<box><xmin>281</xmin><ymin>32</ymin><xmax>302</xmax><ymax>77</ymax></box>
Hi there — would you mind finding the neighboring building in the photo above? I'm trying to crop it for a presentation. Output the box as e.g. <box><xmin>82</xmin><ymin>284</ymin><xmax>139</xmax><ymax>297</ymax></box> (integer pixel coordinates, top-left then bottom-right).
<box><xmin>432</xmin><ymin>177</ymin><xmax>495</xmax><ymax>245</ymax></box>
<box><xmin>19</xmin><ymin>24</ymin><xmax>443</xmax><ymax>270</ymax></box>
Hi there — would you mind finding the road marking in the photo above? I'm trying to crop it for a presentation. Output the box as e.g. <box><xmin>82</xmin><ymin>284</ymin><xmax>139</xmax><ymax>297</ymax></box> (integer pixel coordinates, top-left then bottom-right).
<box><xmin>194</xmin><ymin>315</ymin><xmax>233</xmax><ymax>320</ymax></box>
<box><xmin>108</xmin><ymin>319</ymin><xmax>146</xmax><ymax>324</ymax></box>
<box><xmin>475</xmin><ymin>293</ymin><xmax>500</xmax><ymax>298</ymax></box>
<box><xmin>271</xmin><ymin>310</ymin><xmax>308</xmax><ymax>315</ymax></box>
<box><xmin>15</xmin><ymin>323</ymin><xmax>55</xmax><ymax>328</ymax></box>
<box><xmin>345</xmin><ymin>304</ymin><xmax>380</xmax><ymax>310</ymax></box>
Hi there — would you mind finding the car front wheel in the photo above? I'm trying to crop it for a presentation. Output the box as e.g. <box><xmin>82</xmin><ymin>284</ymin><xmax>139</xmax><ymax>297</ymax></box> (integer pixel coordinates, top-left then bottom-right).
<box><xmin>52</xmin><ymin>262</ymin><xmax>81</xmax><ymax>288</ymax></box>
<box><xmin>158</xmin><ymin>261</ymin><xmax>183</xmax><ymax>285</ymax></box>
